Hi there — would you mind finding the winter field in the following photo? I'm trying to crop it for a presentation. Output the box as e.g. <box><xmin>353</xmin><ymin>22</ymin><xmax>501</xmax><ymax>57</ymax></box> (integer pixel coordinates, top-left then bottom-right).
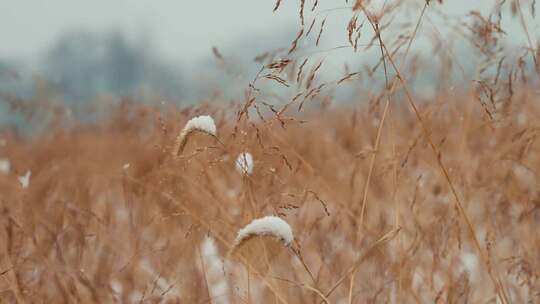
<box><xmin>1</xmin><ymin>1</ymin><xmax>540</xmax><ymax>303</ymax></box>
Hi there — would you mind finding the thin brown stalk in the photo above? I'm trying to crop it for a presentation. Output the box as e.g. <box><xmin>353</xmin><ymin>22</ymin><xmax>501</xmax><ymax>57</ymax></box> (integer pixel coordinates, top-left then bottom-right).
<box><xmin>358</xmin><ymin>2</ymin><xmax>429</xmax><ymax>229</ymax></box>
<box><xmin>322</xmin><ymin>227</ymin><xmax>401</xmax><ymax>302</ymax></box>
<box><xmin>361</xmin><ymin>7</ymin><xmax>511</xmax><ymax>303</ymax></box>
<box><xmin>316</xmin><ymin>17</ymin><xmax>327</xmax><ymax>46</ymax></box>
<box><xmin>197</xmin><ymin>247</ymin><xmax>212</xmax><ymax>302</ymax></box>
<box><xmin>516</xmin><ymin>0</ymin><xmax>539</xmax><ymax>74</ymax></box>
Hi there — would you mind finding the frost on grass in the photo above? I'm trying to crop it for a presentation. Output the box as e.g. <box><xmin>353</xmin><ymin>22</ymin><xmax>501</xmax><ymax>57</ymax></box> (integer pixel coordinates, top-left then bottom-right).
<box><xmin>233</xmin><ymin>216</ymin><xmax>294</xmax><ymax>250</ymax></box>
<box><xmin>173</xmin><ymin>115</ymin><xmax>217</xmax><ymax>156</ymax></box>
<box><xmin>0</xmin><ymin>158</ymin><xmax>10</xmax><ymax>174</ymax></box>
<box><xmin>18</xmin><ymin>170</ymin><xmax>31</xmax><ymax>189</ymax></box>
<box><xmin>235</xmin><ymin>152</ymin><xmax>254</xmax><ymax>175</ymax></box>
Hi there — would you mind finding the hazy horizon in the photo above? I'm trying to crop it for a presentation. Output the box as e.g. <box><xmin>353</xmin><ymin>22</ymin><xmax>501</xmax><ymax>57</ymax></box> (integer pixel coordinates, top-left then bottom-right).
<box><xmin>0</xmin><ymin>0</ymin><xmax>537</xmax><ymax>103</ymax></box>
<box><xmin>2</xmin><ymin>0</ymin><xmax>535</xmax><ymax>63</ymax></box>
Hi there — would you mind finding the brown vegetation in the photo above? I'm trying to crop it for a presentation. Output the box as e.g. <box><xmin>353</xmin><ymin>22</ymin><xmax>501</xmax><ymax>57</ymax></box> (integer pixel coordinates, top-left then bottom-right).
<box><xmin>1</xmin><ymin>0</ymin><xmax>540</xmax><ymax>303</ymax></box>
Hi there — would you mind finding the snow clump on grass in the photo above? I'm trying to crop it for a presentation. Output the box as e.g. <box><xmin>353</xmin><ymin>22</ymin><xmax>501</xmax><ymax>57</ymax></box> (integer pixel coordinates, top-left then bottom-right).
<box><xmin>18</xmin><ymin>170</ymin><xmax>31</xmax><ymax>189</ymax></box>
<box><xmin>172</xmin><ymin>115</ymin><xmax>217</xmax><ymax>156</ymax></box>
<box><xmin>233</xmin><ymin>216</ymin><xmax>293</xmax><ymax>251</ymax></box>
<box><xmin>183</xmin><ymin>115</ymin><xmax>216</xmax><ymax>135</ymax></box>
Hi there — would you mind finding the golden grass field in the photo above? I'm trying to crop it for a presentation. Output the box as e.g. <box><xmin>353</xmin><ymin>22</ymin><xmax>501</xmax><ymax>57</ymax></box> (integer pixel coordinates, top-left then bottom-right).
<box><xmin>1</xmin><ymin>0</ymin><xmax>540</xmax><ymax>303</ymax></box>
<box><xmin>0</xmin><ymin>90</ymin><xmax>539</xmax><ymax>303</ymax></box>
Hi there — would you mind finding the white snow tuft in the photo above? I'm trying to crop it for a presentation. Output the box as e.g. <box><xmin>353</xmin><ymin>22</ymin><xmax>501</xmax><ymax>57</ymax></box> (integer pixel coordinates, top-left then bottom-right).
<box><xmin>234</xmin><ymin>216</ymin><xmax>294</xmax><ymax>247</ymax></box>
<box><xmin>235</xmin><ymin>152</ymin><xmax>254</xmax><ymax>175</ymax></box>
<box><xmin>18</xmin><ymin>170</ymin><xmax>31</xmax><ymax>189</ymax></box>
<box><xmin>172</xmin><ymin>115</ymin><xmax>218</xmax><ymax>156</ymax></box>
<box><xmin>183</xmin><ymin>115</ymin><xmax>216</xmax><ymax>136</ymax></box>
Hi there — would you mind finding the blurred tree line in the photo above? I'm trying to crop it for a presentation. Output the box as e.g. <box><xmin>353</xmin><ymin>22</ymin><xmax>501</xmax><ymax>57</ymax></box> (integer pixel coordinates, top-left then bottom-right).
<box><xmin>44</xmin><ymin>30</ymin><xmax>183</xmax><ymax>102</ymax></box>
<box><xmin>0</xmin><ymin>30</ymin><xmax>184</xmax><ymax>104</ymax></box>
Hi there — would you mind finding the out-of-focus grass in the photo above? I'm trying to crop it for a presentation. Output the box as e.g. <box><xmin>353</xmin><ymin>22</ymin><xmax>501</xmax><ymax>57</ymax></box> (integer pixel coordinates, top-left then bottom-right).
<box><xmin>0</xmin><ymin>89</ymin><xmax>539</xmax><ymax>303</ymax></box>
<box><xmin>1</xmin><ymin>1</ymin><xmax>540</xmax><ymax>303</ymax></box>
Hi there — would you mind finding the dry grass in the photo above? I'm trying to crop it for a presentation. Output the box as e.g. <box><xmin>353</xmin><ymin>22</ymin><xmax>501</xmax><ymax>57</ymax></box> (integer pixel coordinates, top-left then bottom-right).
<box><xmin>0</xmin><ymin>91</ymin><xmax>539</xmax><ymax>303</ymax></box>
<box><xmin>1</xmin><ymin>0</ymin><xmax>540</xmax><ymax>303</ymax></box>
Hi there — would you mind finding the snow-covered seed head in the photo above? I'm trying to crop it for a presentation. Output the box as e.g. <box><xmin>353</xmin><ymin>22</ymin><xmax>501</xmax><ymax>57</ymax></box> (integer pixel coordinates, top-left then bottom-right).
<box><xmin>18</xmin><ymin>170</ymin><xmax>31</xmax><ymax>189</ymax></box>
<box><xmin>183</xmin><ymin>115</ymin><xmax>216</xmax><ymax>136</ymax></box>
<box><xmin>172</xmin><ymin>115</ymin><xmax>217</xmax><ymax>156</ymax></box>
<box><xmin>235</xmin><ymin>152</ymin><xmax>254</xmax><ymax>175</ymax></box>
<box><xmin>232</xmin><ymin>216</ymin><xmax>294</xmax><ymax>252</ymax></box>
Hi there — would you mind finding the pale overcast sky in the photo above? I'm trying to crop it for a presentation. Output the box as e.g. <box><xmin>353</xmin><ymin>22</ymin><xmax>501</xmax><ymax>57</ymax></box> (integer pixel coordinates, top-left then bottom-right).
<box><xmin>1</xmin><ymin>0</ymin><xmax>537</xmax><ymax>63</ymax></box>
<box><xmin>1</xmin><ymin>0</ymin><xmax>297</xmax><ymax>61</ymax></box>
